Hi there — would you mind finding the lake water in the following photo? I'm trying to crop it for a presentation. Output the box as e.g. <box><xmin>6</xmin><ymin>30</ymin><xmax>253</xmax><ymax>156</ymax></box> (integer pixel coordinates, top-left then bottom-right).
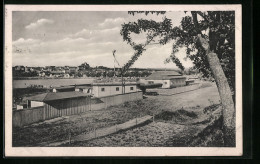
<box><xmin>13</xmin><ymin>78</ymin><xmax>95</xmax><ymax>89</ymax></box>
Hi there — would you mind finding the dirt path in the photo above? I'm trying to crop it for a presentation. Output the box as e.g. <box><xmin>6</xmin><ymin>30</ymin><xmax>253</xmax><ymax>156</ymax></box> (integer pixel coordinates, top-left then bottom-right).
<box><xmin>144</xmin><ymin>82</ymin><xmax>220</xmax><ymax>113</ymax></box>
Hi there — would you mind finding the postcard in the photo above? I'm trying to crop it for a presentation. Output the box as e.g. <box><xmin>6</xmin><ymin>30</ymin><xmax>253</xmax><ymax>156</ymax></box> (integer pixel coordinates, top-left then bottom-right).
<box><xmin>4</xmin><ymin>4</ymin><xmax>242</xmax><ymax>157</ymax></box>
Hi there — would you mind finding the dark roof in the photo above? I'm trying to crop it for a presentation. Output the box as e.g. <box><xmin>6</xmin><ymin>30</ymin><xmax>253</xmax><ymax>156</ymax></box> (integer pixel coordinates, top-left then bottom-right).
<box><xmin>150</xmin><ymin>71</ymin><xmax>181</xmax><ymax>76</ymax></box>
<box><xmin>92</xmin><ymin>82</ymin><xmax>138</xmax><ymax>86</ymax></box>
<box><xmin>75</xmin><ymin>86</ymin><xmax>92</xmax><ymax>89</ymax></box>
<box><xmin>26</xmin><ymin>91</ymin><xmax>91</xmax><ymax>102</ymax></box>
<box><xmin>54</xmin><ymin>86</ymin><xmax>75</xmax><ymax>90</ymax></box>
<box><xmin>146</xmin><ymin>71</ymin><xmax>185</xmax><ymax>80</ymax></box>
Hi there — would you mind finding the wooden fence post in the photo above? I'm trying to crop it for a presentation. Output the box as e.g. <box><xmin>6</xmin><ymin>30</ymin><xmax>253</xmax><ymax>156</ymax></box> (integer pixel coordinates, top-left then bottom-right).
<box><xmin>68</xmin><ymin>129</ymin><xmax>71</xmax><ymax>144</ymax></box>
<box><xmin>89</xmin><ymin>97</ymin><xmax>91</xmax><ymax>111</ymax></box>
<box><xmin>94</xmin><ymin>127</ymin><xmax>96</xmax><ymax>138</ymax></box>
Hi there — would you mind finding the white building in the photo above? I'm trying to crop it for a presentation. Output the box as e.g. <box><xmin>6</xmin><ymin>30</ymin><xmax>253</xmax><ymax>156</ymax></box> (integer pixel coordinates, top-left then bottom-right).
<box><xmin>141</xmin><ymin>71</ymin><xmax>186</xmax><ymax>89</ymax></box>
<box><xmin>91</xmin><ymin>82</ymin><xmax>138</xmax><ymax>97</ymax></box>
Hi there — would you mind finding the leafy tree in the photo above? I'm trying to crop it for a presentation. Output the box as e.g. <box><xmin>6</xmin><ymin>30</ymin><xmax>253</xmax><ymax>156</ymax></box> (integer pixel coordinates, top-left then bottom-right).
<box><xmin>95</xmin><ymin>72</ymin><xmax>102</xmax><ymax>77</ymax></box>
<box><xmin>77</xmin><ymin>71</ymin><xmax>83</xmax><ymax>77</ymax></box>
<box><xmin>102</xmin><ymin>71</ymin><xmax>107</xmax><ymax>77</ymax></box>
<box><xmin>120</xmin><ymin>11</ymin><xmax>235</xmax><ymax>146</ymax></box>
<box><xmin>107</xmin><ymin>71</ymin><xmax>115</xmax><ymax>77</ymax></box>
<box><xmin>79</xmin><ymin>62</ymin><xmax>90</xmax><ymax>70</ymax></box>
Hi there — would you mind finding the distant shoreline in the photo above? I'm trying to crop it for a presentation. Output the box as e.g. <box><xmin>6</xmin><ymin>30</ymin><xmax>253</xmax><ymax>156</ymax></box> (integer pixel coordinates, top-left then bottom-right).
<box><xmin>13</xmin><ymin>77</ymin><xmax>97</xmax><ymax>80</ymax></box>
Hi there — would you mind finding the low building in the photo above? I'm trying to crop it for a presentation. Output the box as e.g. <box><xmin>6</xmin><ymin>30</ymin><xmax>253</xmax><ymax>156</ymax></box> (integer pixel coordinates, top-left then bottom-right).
<box><xmin>142</xmin><ymin>71</ymin><xmax>186</xmax><ymax>88</ymax></box>
<box><xmin>25</xmin><ymin>91</ymin><xmax>91</xmax><ymax>114</ymax></box>
<box><xmin>91</xmin><ymin>82</ymin><xmax>138</xmax><ymax>97</ymax></box>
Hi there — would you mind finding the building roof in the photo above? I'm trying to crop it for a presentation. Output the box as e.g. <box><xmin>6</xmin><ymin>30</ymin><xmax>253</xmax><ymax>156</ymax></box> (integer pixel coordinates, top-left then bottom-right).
<box><xmin>75</xmin><ymin>86</ymin><xmax>92</xmax><ymax>89</ymax></box>
<box><xmin>26</xmin><ymin>91</ymin><xmax>91</xmax><ymax>102</ymax></box>
<box><xmin>146</xmin><ymin>71</ymin><xmax>186</xmax><ymax>80</ymax></box>
<box><xmin>92</xmin><ymin>82</ymin><xmax>138</xmax><ymax>86</ymax></box>
<box><xmin>54</xmin><ymin>86</ymin><xmax>75</xmax><ymax>90</ymax></box>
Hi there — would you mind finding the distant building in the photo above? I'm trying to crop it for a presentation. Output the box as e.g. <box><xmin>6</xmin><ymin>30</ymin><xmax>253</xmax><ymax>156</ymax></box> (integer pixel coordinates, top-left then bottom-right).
<box><xmin>45</xmin><ymin>66</ymin><xmax>56</xmax><ymax>72</ymax></box>
<box><xmin>64</xmin><ymin>68</ymin><xmax>70</xmax><ymax>74</ymax></box>
<box><xmin>91</xmin><ymin>82</ymin><xmax>138</xmax><ymax>97</ymax></box>
<box><xmin>34</xmin><ymin>67</ymin><xmax>44</xmax><ymax>72</ymax></box>
<box><xmin>142</xmin><ymin>71</ymin><xmax>186</xmax><ymax>88</ymax></box>
<box><xmin>69</xmin><ymin>67</ymin><xmax>78</xmax><ymax>73</ymax></box>
<box><xmin>63</xmin><ymin>73</ymin><xmax>70</xmax><ymax>78</ymax></box>
<box><xmin>14</xmin><ymin>65</ymin><xmax>25</xmax><ymax>72</ymax></box>
<box><xmin>50</xmin><ymin>71</ymin><xmax>65</xmax><ymax>77</ymax></box>
<box><xmin>25</xmin><ymin>66</ymin><xmax>34</xmax><ymax>72</ymax></box>
<box><xmin>78</xmin><ymin>66</ymin><xmax>85</xmax><ymax>71</ymax></box>
<box><xmin>38</xmin><ymin>72</ymin><xmax>45</xmax><ymax>77</ymax></box>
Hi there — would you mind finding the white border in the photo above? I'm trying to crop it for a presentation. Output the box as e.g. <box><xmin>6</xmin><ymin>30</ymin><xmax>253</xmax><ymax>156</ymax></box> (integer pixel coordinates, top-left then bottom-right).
<box><xmin>4</xmin><ymin>5</ymin><xmax>242</xmax><ymax>157</ymax></box>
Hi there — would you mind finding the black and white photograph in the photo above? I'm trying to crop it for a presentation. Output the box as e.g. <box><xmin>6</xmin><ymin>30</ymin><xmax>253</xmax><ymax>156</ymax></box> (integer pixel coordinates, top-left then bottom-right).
<box><xmin>4</xmin><ymin>5</ymin><xmax>242</xmax><ymax>156</ymax></box>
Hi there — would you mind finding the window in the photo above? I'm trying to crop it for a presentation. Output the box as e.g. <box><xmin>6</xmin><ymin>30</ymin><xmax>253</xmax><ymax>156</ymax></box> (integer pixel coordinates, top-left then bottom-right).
<box><xmin>130</xmin><ymin>87</ymin><xmax>134</xmax><ymax>90</ymax></box>
<box><xmin>148</xmin><ymin>81</ymin><xmax>154</xmax><ymax>84</ymax></box>
<box><xmin>116</xmin><ymin>87</ymin><xmax>120</xmax><ymax>91</ymax></box>
<box><xmin>101</xmin><ymin>88</ymin><xmax>105</xmax><ymax>92</ymax></box>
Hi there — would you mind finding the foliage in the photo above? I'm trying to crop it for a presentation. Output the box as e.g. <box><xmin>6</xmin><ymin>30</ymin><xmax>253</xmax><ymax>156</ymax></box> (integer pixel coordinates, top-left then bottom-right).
<box><xmin>79</xmin><ymin>62</ymin><xmax>90</xmax><ymax>70</ymax></box>
<box><xmin>13</xmin><ymin>70</ymin><xmax>38</xmax><ymax>77</ymax></box>
<box><xmin>120</xmin><ymin>11</ymin><xmax>235</xmax><ymax>92</ymax></box>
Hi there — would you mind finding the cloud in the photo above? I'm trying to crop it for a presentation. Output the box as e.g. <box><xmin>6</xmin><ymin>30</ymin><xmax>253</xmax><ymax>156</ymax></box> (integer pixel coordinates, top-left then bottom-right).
<box><xmin>69</xmin><ymin>27</ymin><xmax>122</xmax><ymax>43</ymax></box>
<box><xmin>13</xmin><ymin>38</ymin><xmax>40</xmax><ymax>45</ymax></box>
<box><xmin>25</xmin><ymin>19</ymin><xmax>54</xmax><ymax>29</ymax></box>
<box><xmin>98</xmin><ymin>17</ymin><xmax>125</xmax><ymax>28</ymax></box>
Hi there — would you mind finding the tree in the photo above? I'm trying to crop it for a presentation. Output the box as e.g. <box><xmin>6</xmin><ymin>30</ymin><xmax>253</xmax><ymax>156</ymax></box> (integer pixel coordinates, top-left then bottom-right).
<box><xmin>120</xmin><ymin>11</ymin><xmax>235</xmax><ymax>146</ymax></box>
<box><xmin>79</xmin><ymin>62</ymin><xmax>90</xmax><ymax>70</ymax></box>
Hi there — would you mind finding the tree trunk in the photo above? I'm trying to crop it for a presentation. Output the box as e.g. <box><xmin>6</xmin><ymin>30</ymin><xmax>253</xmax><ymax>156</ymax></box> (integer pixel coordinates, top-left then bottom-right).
<box><xmin>206</xmin><ymin>52</ymin><xmax>235</xmax><ymax>146</ymax></box>
<box><xmin>197</xmin><ymin>34</ymin><xmax>235</xmax><ymax>147</ymax></box>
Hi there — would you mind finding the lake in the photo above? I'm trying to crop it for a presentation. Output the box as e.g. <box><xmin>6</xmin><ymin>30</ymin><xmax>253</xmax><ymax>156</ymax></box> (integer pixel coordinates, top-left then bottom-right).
<box><xmin>13</xmin><ymin>78</ymin><xmax>95</xmax><ymax>89</ymax></box>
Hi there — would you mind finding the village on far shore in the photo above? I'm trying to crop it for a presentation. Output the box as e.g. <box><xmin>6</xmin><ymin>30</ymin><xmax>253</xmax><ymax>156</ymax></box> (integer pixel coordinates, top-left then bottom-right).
<box><xmin>13</xmin><ymin>64</ymin><xmax>190</xmax><ymax>79</ymax></box>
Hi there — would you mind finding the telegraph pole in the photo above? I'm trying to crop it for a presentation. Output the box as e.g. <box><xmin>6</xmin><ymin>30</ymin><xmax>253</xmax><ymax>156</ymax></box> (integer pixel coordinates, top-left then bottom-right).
<box><xmin>112</xmin><ymin>50</ymin><xmax>124</xmax><ymax>94</ymax></box>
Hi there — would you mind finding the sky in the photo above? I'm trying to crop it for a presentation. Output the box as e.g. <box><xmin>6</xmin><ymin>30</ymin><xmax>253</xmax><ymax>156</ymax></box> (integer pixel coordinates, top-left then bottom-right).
<box><xmin>12</xmin><ymin>11</ymin><xmax>193</xmax><ymax>69</ymax></box>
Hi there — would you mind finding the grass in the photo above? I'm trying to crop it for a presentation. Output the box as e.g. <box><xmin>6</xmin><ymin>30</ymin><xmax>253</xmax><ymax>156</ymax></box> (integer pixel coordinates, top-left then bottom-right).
<box><xmin>70</xmin><ymin>105</ymin><xmax>223</xmax><ymax>147</ymax></box>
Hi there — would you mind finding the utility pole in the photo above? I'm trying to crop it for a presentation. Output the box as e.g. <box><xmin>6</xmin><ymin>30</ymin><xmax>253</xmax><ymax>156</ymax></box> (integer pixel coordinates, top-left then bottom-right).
<box><xmin>112</xmin><ymin>50</ymin><xmax>116</xmax><ymax>78</ymax></box>
<box><xmin>112</xmin><ymin>50</ymin><xmax>125</xmax><ymax>94</ymax></box>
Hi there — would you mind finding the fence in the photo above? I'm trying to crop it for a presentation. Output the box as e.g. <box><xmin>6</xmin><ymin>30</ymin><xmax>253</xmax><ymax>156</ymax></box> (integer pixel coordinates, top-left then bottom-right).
<box><xmin>13</xmin><ymin>91</ymin><xmax>143</xmax><ymax>127</ymax></box>
<box><xmin>13</xmin><ymin>106</ymin><xmax>45</xmax><ymax>127</ymax></box>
